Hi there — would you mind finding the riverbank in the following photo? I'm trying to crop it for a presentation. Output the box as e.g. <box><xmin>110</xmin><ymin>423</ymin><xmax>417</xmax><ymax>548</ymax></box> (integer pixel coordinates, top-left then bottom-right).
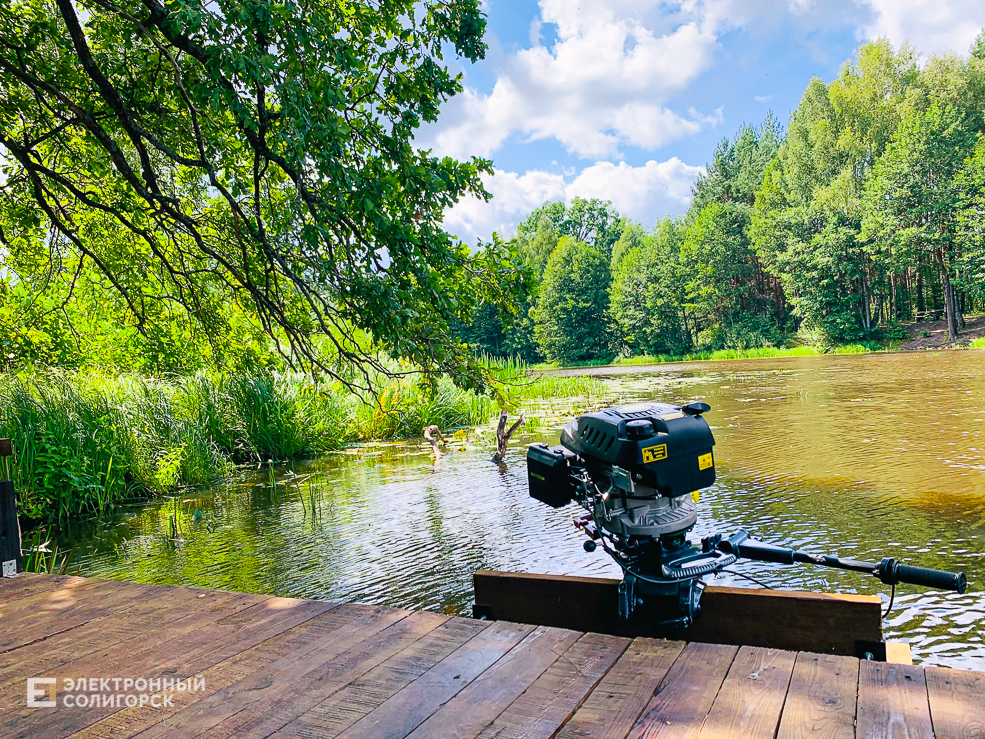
<box><xmin>530</xmin><ymin>342</ymin><xmax>882</xmax><ymax>372</ymax></box>
<box><xmin>898</xmin><ymin>315</ymin><xmax>985</xmax><ymax>350</ymax></box>
<box><xmin>532</xmin><ymin>318</ymin><xmax>985</xmax><ymax>372</ymax></box>
<box><xmin>4</xmin><ymin>366</ymin><xmax>603</xmax><ymax>525</ymax></box>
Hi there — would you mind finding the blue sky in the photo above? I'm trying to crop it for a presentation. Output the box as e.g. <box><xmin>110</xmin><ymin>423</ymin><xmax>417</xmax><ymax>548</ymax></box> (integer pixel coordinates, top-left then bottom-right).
<box><xmin>416</xmin><ymin>0</ymin><xmax>985</xmax><ymax>244</ymax></box>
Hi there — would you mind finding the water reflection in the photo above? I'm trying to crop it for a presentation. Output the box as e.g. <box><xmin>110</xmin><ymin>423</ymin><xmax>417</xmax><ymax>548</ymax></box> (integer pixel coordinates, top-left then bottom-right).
<box><xmin>56</xmin><ymin>351</ymin><xmax>985</xmax><ymax>669</ymax></box>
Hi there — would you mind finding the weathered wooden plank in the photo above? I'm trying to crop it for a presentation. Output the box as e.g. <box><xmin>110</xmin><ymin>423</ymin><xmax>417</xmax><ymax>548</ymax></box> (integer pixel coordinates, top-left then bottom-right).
<box><xmin>475</xmin><ymin>632</ymin><xmax>629</xmax><ymax>739</ymax></box>
<box><xmin>133</xmin><ymin>603</ymin><xmax>413</xmax><ymax>739</ymax></box>
<box><xmin>776</xmin><ymin>652</ymin><xmax>859</xmax><ymax>739</ymax></box>
<box><xmin>0</xmin><ymin>589</ymin><xmax>268</xmax><ymax>736</ymax></box>
<box><xmin>0</xmin><ymin>585</ymin><xmax>254</xmax><ymax>691</ymax></box>
<box><xmin>0</xmin><ymin>570</ymin><xmax>67</xmax><ymax>598</ymax></box>
<box><xmin>329</xmin><ymin>619</ymin><xmax>536</xmax><ymax>739</ymax></box>
<box><xmin>404</xmin><ymin>625</ymin><xmax>582</xmax><ymax>739</ymax></box>
<box><xmin>269</xmin><ymin>617</ymin><xmax>491</xmax><ymax>739</ymax></box>
<box><xmin>65</xmin><ymin>598</ymin><xmax>343</xmax><ymax>739</ymax></box>
<box><xmin>925</xmin><ymin>666</ymin><xmax>985</xmax><ymax>739</ymax></box>
<box><xmin>627</xmin><ymin>641</ymin><xmax>738</xmax><ymax>739</ymax></box>
<box><xmin>555</xmin><ymin>637</ymin><xmax>686</xmax><ymax>739</ymax></box>
<box><xmin>697</xmin><ymin>645</ymin><xmax>797</xmax><ymax>738</ymax></box>
<box><xmin>0</xmin><ymin>579</ymin><xmax>169</xmax><ymax>653</ymax></box>
<box><xmin>857</xmin><ymin>661</ymin><xmax>935</xmax><ymax>739</ymax></box>
<box><xmin>6</xmin><ymin>594</ymin><xmax>328</xmax><ymax>739</ymax></box>
<box><xmin>0</xmin><ymin>576</ymin><xmax>118</xmax><ymax>626</ymax></box>
<box><xmin>205</xmin><ymin>610</ymin><xmax>451</xmax><ymax>738</ymax></box>
<box><xmin>474</xmin><ymin>570</ymin><xmax>883</xmax><ymax>656</ymax></box>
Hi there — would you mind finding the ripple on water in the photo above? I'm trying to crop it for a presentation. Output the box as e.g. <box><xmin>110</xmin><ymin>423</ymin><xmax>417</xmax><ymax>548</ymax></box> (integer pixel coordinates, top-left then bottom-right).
<box><xmin>59</xmin><ymin>352</ymin><xmax>985</xmax><ymax>670</ymax></box>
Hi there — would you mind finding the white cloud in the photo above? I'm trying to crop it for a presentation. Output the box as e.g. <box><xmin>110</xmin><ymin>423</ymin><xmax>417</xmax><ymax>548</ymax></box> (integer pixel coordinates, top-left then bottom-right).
<box><xmin>444</xmin><ymin>159</ymin><xmax>703</xmax><ymax>244</ymax></box>
<box><xmin>421</xmin><ymin>1</ymin><xmax>724</xmax><ymax>160</ymax></box>
<box><xmin>860</xmin><ymin>0</ymin><xmax>985</xmax><ymax>56</ymax></box>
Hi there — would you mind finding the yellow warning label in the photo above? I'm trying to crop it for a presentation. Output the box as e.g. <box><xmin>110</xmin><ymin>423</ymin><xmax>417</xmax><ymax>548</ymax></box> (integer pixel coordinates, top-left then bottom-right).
<box><xmin>642</xmin><ymin>444</ymin><xmax>668</xmax><ymax>464</ymax></box>
<box><xmin>698</xmin><ymin>452</ymin><xmax>713</xmax><ymax>470</ymax></box>
<box><xmin>661</xmin><ymin>412</ymin><xmax>685</xmax><ymax>421</ymax></box>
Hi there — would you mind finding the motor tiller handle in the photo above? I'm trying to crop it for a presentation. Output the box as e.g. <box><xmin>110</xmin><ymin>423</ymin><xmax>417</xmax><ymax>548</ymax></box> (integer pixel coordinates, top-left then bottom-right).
<box><xmin>878</xmin><ymin>558</ymin><xmax>967</xmax><ymax>594</ymax></box>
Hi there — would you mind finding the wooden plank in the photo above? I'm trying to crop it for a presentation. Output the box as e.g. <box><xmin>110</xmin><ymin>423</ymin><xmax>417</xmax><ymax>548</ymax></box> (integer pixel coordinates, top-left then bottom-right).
<box><xmin>474</xmin><ymin>570</ymin><xmax>883</xmax><ymax>656</ymax></box>
<box><xmin>0</xmin><ymin>585</ymin><xmax>255</xmax><ymax>689</ymax></box>
<box><xmin>555</xmin><ymin>637</ymin><xmax>686</xmax><ymax>739</ymax></box>
<box><xmin>627</xmin><ymin>641</ymin><xmax>738</xmax><ymax>739</ymax></box>
<box><xmin>925</xmin><ymin>666</ymin><xmax>985</xmax><ymax>739</ymax></box>
<box><xmin>0</xmin><ymin>572</ymin><xmax>92</xmax><ymax>599</ymax></box>
<box><xmin>0</xmin><ymin>579</ymin><xmax>170</xmax><ymax>653</ymax></box>
<box><xmin>857</xmin><ymin>661</ymin><xmax>935</xmax><ymax>739</ymax></box>
<box><xmin>697</xmin><ymin>645</ymin><xmax>797</xmax><ymax>738</ymax></box>
<box><xmin>6</xmin><ymin>594</ymin><xmax>332</xmax><ymax>739</ymax></box>
<box><xmin>0</xmin><ymin>588</ymin><xmax>267</xmax><ymax>733</ymax></box>
<box><xmin>404</xmin><ymin>625</ymin><xmax>582</xmax><ymax>739</ymax></box>
<box><xmin>205</xmin><ymin>610</ymin><xmax>451</xmax><ymax>738</ymax></box>
<box><xmin>776</xmin><ymin>652</ymin><xmax>858</xmax><ymax>739</ymax></box>
<box><xmin>269</xmin><ymin>617</ymin><xmax>491</xmax><ymax>739</ymax></box>
<box><xmin>886</xmin><ymin>642</ymin><xmax>914</xmax><ymax>665</ymax></box>
<box><xmin>133</xmin><ymin>603</ymin><xmax>414</xmax><ymax>738</ymax></box>
<box><xmin>475</xmin><ymin>632</ymin><xmax>629</xmax><ymax>739</ymax></box>
<box><xmin>65</xmin><ymin>598</ymin><xmax>345</xmax><ymax>739</ymax></box>
<box><xmin>0</xmin><ymin>576</ymin><xmax>119</xmax><ymax>626</ymax></box>
<box><xmin>329</xmin><ymin>621</ymin><xmax>536</xmax><ymax>739</ymax></box>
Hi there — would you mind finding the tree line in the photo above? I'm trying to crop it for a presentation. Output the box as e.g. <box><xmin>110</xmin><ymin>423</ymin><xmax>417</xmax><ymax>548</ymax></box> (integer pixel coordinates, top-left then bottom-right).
<box><xmin>457</xmin><ymin>36</ymin><xmax>985</xmax><ymax>365</ymax></box>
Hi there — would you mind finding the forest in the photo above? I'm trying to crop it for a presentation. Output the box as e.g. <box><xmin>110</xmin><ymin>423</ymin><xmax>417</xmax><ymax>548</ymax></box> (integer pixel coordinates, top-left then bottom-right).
<box><xmin>455</xmin><ymin>38</ymin><xmax>985</xmax><ymax>365</ymax></box>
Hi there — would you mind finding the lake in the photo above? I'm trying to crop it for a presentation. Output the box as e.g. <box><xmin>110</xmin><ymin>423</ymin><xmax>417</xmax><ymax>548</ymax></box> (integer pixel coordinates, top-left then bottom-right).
<box><xmin>51</xmin><ymin>351</ymin><xmax>985</xmax><ymax>669</ymax></box>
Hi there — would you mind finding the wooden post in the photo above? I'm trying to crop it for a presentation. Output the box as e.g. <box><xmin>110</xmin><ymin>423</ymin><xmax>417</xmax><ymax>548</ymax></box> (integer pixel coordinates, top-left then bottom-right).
<box><xmin>0</xmin><ymin>438</ymin><xmax>21</xmax><ymax>576</ymax></box>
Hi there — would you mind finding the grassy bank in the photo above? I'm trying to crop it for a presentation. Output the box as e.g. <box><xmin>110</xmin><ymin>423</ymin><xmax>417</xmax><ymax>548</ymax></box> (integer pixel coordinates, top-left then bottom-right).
<box><xmin>531</xmin><ymin>342</ymin><xmax>883</xmax><ymax>370</ymax></box>
<box><xmin>2</xmin><ymin>366</ymin><xmax>602</xmax><ymax>524</ymax></box>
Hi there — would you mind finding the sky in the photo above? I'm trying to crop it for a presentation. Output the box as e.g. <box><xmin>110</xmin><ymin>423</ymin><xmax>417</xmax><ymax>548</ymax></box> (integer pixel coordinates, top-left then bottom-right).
<box><xmin>415</xmin><ymin>0</ymin><xmax>985</xmax><ymax>245</ymax></box>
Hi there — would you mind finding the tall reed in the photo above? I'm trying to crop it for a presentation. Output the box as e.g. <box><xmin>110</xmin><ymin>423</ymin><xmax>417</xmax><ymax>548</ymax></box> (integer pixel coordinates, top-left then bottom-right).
<box><xmin>1</xmin><ymin>362</ymin><xmax>601</xmax><ymax>524</ymax></box>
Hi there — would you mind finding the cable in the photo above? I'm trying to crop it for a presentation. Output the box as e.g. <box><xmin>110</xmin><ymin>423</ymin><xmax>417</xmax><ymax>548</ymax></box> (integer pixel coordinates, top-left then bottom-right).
<box><xmin>721</xmin><ymin>568</ymin><xmax>774</xmax><ymax>590</ymax></box>
<box><xmin>883</xmin><ymin>582</ymin><xmax>896</xmax><ymax>619</ymax></box>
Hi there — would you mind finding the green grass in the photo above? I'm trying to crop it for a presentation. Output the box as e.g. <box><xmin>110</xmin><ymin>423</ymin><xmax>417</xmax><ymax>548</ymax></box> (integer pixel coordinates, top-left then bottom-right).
<box><xmin>969</xmin><ymin>336</ymin><xmax>985</xmax><ymax>349</ymax></box>
<box><xmin>1</xmin><ymin>362</ymin><xmax>597</xmax><ymax>524</ymax></box>
<box><xmin>531</xmin><ymin>342</ymin><xmax>882</xmax><ymax>370</ymax></box>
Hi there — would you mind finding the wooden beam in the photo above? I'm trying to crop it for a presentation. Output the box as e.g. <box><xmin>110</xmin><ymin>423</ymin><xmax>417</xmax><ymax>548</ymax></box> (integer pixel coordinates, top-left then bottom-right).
<box><xmin>473</xmin><ymin>570</ymin><xmax>883</xmax><ymax>657</ymax></box>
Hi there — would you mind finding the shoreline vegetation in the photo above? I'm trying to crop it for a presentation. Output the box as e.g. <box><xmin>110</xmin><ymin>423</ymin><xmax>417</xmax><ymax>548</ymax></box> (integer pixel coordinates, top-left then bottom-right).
<box><xmin>11</xmin><ymin>328</ymin><xmax>985</xmax><ymax>528</ymax></box>
<box><xmin>6</xmin><ymin>361</ymin><xmax>602</xmax><ymax>526</ymax></box>
<box><xmin>532</xmin><ymin>341</ymin><xmax>882</xmax><ymax>370</ymax></box>
<box><xmin>531</xmin><ymin>317</ymin><xmax>985</xmax><ymax>371</ymax></box>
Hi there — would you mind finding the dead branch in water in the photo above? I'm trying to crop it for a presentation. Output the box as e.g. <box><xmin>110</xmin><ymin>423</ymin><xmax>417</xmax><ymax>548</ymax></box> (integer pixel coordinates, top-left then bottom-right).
<box><xmin>423</xmin><ymin>425</ymin><xmax>447</xmax><ymax>459</ymax></box>
<box><xmin>492</xmin><ymin>411</ymin><xmax>524</xmax><ymax>464</ymax></box>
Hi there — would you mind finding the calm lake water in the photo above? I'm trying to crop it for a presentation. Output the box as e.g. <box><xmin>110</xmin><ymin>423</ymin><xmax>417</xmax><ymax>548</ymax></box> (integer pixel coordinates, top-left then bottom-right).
<box><xmin>52</xmin><ymin>351</ymin><xmax>985</xmax><ymax>669</ymax></box>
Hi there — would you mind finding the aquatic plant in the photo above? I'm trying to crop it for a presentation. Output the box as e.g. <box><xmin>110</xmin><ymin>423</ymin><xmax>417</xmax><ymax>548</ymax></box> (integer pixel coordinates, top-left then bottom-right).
<box><xmin>2</xmin><ymin>360</ymin><xmax>586</xmax><ymax>524</ymax></box>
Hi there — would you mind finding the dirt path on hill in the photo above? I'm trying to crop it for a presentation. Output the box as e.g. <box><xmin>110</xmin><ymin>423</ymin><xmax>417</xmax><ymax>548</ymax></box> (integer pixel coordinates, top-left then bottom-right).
<box><xmin>898</xmin><ymin>314</ymin><xmax>985</xmax><ymax>350</ymax></box>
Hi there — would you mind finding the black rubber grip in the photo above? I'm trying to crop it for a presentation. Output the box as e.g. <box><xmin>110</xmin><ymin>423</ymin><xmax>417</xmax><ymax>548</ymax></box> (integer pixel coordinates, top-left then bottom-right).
<box><xmin>880</xmin><ymin>559</ymin><xmax>967</xmax><ymax>593</ymax></box>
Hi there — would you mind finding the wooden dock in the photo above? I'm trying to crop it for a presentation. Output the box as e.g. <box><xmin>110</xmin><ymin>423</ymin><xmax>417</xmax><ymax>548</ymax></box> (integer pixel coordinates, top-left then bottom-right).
<box><xmin>1</xmin><ymin>573</ymin><xmax>983</xmax><ymax>738</ymax></box>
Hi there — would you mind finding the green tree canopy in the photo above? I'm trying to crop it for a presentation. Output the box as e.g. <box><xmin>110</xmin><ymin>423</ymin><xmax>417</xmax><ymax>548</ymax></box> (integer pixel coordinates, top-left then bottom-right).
<box><xmin>518</xmin><ymin>198</ymin><xmax>624</xmax><ymax>261</ymax></box>
<box><xmin>609</xmin><ymin>218</ymin><xmax>690</xmax><ymax>356</ymax></box>
<box><xmin>0</xmin><ymin>0</ymin><xmax>526</xmax><ymax>391</ymax></box>
<box><xmin>533</xmin><ymin>236</ymin><xmax>612</xmax><ymax>363</ymax></box>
